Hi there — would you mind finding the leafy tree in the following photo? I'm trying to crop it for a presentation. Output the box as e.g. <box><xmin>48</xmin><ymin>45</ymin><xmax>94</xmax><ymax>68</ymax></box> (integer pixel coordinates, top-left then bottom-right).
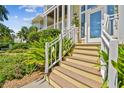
<box><xmin>28</xmin><ymin>31</ymin><xmax>41</xmax><ymax>42</ymax></box>
<box><xmin>0</xmin><ymin>23</ymin><xmax>14</xmax><ymax>43</ymax></box>
<box><xmin>0</xmin><ymin>5</ymin><xmax>9</xmax><ymax>21</ymax></box>
<box><xmin>17</xmin><ymin>26</ymin><xmax>29</xmax><ymax>42</ymax></box>
<box><xmin>17</xmin><ymin>26</ymin><xmax>38</xmax><ymax>43</ymax></box>
<box><xmin>29</xmin><ymin>26</ymin><xmax>38</xmax><ymax>32</ymax></box>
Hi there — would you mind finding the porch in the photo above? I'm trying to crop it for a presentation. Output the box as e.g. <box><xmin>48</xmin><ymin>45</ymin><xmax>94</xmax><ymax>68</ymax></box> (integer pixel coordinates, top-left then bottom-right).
<box><xmin>42</xmin><ymin>5</ymin><xmax>124</xmax><ymax>87</ymax></box>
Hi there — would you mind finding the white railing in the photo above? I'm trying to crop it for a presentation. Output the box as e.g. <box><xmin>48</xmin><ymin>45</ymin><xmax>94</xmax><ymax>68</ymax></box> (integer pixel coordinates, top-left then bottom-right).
<box><xmin>47</xmin><ymin>19</ymin><xmax>68</xmax><ymax>30</ymax></box>
<box><xmin>101</xmin><ymin>14</ymin><xmax>119</xmax><ymax>88</ymax></box>
<box><xmin>45</xmin><ymin>26</ymin><xmax>77</xmax><ymax>73</ymax></box>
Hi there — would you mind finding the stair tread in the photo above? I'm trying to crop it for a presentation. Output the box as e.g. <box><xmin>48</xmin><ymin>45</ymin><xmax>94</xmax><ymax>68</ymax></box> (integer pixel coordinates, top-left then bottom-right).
<box><xmin>75</xmin><ymin>46</ymin><xmax>99</xmax><ymax>51</ymax></box>
<box><xmin>75</xmin><ymin>43</ymin><xmax>100</xmax><ymax>46</ymax></box>
<box><xmin>62</xmin><ymin>61</ymin><xmax>101</xmax><ymax>76</ymax></box>
<box><xmin>72</xmin><ymin>53</ymin><xmax>98</xmax><ymax>62</ymax></box>
<box><xmin>65</xmin><ymin>57</ymin><xmax>99</xmax><ymax>69</ymax></box>
<box><xmin>66</xmin><ymin>56</ymin><xmax>98</xmax><ymax>64</ymax></box>
<box><xmin>55</xmin><ymin>66</ymin><xmax>102</xmax><ymax>88</ymax></box>
<box><xmin>73</xmin><ymin>49</ymin><xmax>99</xmax><ymax>56</ymax></box>
<box><xmin>49</xmin><ymin>73</ymin><xmax>77</xmax><ymax>88</ymax></box>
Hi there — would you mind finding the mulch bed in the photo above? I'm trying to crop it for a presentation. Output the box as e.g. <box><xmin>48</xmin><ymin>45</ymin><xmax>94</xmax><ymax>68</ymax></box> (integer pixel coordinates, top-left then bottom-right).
<box><xmin>3</xmin><ymin>71</ymin><xmax>44</xmax><ymax>88</ymax></box>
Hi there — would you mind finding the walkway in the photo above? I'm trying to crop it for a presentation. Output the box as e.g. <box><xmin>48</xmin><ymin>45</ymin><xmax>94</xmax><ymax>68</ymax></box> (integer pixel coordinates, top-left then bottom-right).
<box><xmin>21</xmin><ymin>78</ymin><xmax>52</xmax><ymax>88</ymax></box>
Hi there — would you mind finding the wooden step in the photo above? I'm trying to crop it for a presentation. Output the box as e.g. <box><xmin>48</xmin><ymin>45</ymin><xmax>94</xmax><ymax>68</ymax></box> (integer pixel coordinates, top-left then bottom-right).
<box><xmin>49</xmin><ymin>78</ymin><xmax>61</xmax><ymax>88</ymax></box>
<box><xmin>62</xmin><ymin>61</ymin><xmax>101</xmax><ymax>76</ymax></box>
<box><xmin>75</xmin><ymin>46</ymin><xmax>99</xmax><ymax>51</ymax></box>
<box><xmin>72</xmin><ymin>53</ymin><xmax>99</xmax><ymax>63</ymax></box>
<box><xmin>65</xmin><ymin>57</ymin><xmax>99</xmax><ymax>69</ymax></box>
<box><xmin>75</xmin><ymin>43</ymin><xmax>100</xmax><ymax>46</ymax></box>
<box><xmin>53</xmin><ymin>68</ymin><xmax>88</xmax><ymax>88</ymax></box>
<box><xmin>60</xmin><ymin>63</ymin><xmax>102</xmax><ymax>83</ymax></box>
<box><xmin>73</xmin><ymin>49</ymin><xmax>99</xmax><ymax>57</ymax></box>
<box><xmin>55</xmin><ymin>67</ymin><xmax>102</xmax><ymax>88</ymax></box>
<box><xmin>65</xmin><ymin>56</ymin><xmax>98</xmax><ymax>64</ymax></box>
<box><xmin>49</xmin><ymin>73</ymin><xmax>76</xmax><ymax>88</ymax></box>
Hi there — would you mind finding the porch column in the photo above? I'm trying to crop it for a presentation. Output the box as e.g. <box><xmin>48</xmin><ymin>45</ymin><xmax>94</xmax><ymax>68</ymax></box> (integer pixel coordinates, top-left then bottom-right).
<box><xmin>67</xmin><ymin>5</ymin><xmax>71</xmax><ymax>29</ymax></box>
<box><xmin>54</xmin><ymin>9</ymin><xmax>56</xmax><ymax>29</ymax></box>
<box><xmin>57</xmin><ymin>6</ymin><xmax>59</xmax><ymax>29</ymax></box>
<box><xmin>62</xmin><ymin>5</ymin><xmax>65</xmax><ymax>34</ymax></box>
<box><xmin>118</xmin><ymin>6</ymin><xmax>124</xmax><ymax>43</ymax></box>
<box><xmin>44</xmin><ymin>15</ymin><xmax>47</xmax><ymax>29</ymax></box>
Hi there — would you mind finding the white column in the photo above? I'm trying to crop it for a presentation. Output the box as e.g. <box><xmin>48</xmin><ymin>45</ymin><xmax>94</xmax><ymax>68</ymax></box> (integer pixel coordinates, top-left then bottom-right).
<box><xmin>62</xmin><ymin>5</ymin><xmax>65</xmax><ymax>34</ymax></box>
<box><xmin>118</xmin><ymin>6</ymin><xmax>124</xmax><ymax>43</ymax></box>
<box><xmin>67</xmin><ymin>5</ymin><xmax>71</xmax><ymax>29</ymax></box>
<box><xmin>57</xmin><ymin>6</ymin><xmax>59</xmax><ymax>29</ymax></box>
<box><xmin>44</xmin><ymin>15</ymin><xmax>47</xmax><ymax>29</ymax></box>
<box><xmin>54</xmin><ymin>9</ymin><xmax>56</xmax><ymax>29</ymax></box>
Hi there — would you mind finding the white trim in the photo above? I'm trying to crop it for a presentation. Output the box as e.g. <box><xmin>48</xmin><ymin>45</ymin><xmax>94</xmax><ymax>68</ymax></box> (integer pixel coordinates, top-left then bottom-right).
<box><xmin>62</xmin><ymin>5</ymin><xmax>65</xmax><ymax>34</ymax></box>
<box><xmin>57</xmin><ymin>6</ymin><xmax>59</xmax><ymax>29</ymax></box>
<box><xmin>54</xmin><ymin>9</ymin><xmax>56</xmax><ymax>28</ymax></box>
<box><xmin>67</xmin><ymin>5</ymin><xmax>71</xmax><ymax>29</ymax></box>
<box><xmin>79</xmin><ymin>5</ymin><xmax>82</xmax><ymax>41</ymax></box>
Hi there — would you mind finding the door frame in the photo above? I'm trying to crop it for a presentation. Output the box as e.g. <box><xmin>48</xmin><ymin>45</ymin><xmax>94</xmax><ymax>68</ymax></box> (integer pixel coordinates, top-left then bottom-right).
<box><xmin>87</xmin><ymin>7</ymin><xmax>104</xmax><ymax>43</ymax></box>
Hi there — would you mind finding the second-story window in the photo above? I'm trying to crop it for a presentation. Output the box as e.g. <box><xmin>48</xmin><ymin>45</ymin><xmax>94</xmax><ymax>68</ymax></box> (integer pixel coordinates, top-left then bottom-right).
<box><xmin>107</xmin><ymin>5</ymin><xmax>118</xmax><ymax>15</ymax></box>
<box><xmin>81</xmin><ymin>5</ymin><xmax>85</xmax><ymax>12</ymax></box>
<box><xmin>87</xmin><ymin>5</ymin><xmax>96</xmax><ymax>9</ymax></box>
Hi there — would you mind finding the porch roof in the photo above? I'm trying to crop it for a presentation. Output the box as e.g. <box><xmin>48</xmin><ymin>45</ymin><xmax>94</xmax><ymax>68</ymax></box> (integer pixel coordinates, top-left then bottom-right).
<box><xmin>32</xmin><ymin>15</ymin><xmax>43</xmax><ymax>24</ymax></box>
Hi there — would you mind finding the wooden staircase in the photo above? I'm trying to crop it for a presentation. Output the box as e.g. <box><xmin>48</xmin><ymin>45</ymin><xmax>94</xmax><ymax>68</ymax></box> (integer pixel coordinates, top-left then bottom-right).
<box><xmin>48</xmin><ymin>43</ymin><xmax>103</xmax><ymax>88</ymax></box>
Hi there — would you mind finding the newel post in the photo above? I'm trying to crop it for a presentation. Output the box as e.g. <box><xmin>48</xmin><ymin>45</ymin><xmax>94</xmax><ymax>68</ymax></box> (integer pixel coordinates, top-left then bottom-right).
<box><xmin>108</xmin><ymin>39</ymin><xmax>118</xmax><ymax>88</ymax></box>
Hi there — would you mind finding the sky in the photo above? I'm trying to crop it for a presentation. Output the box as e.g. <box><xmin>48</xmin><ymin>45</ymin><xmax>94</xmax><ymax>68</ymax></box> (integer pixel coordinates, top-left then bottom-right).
<box><xmin>1</xmin><ymin>5</ymin><xmax>44</xmax><ymax>33</ymax></box>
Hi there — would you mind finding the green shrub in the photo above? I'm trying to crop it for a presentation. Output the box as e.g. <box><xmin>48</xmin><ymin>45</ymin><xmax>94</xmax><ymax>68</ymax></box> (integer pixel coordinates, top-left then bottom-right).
<box><xmin>21</xmin><ymin>63</ymin><xmax>37</xmax><ymax>75</ymax></box>
<box><xmin>0</xmin><ymin>29</ymin><xmax>62</xmax><ymax>87</ymax></box>
<box><xmin>0</xmin><ymin>53</ymin><xmax>38</xmax><ymax>87</ymax></box>
<box><xmin>99</xmin><ymin>50</ymin><xmax>109</xmax><ymax>88</ymax></box>
<box><xmin>0</xmin><ymin>43</ymin><xmax>9</xmax><ymax>49</ymax></box>
<box><xmin>112</xmin><ymin>45</ymin><xmax>124</xmax><ymax>88</ymax></box>
<box><xmin>0</xmin><ymin>71</ymin><xmax>6</xmax><ymax>83</ymax></box>
<box><xmin>7</xmin><ymin>49</ymin><xmax>28</xmax><ymax>53</ymax></box>
<box><xmin>12</xmin><ymin>43</ymin><xmax>29</xmax><ymax>49</ymax></box>
<box><xmin>28</xmin><ymin>31</ymin><xmax>41</xmax><ymax>42</ymax></box>
<box><xmin>62</xmin><ymin>38</ymin><xmax>73</xmax><ymax>56</ymax></box>
<box><xmin>27</xmin><ymin>29</ymin><xmax>61</xmax><ymax>67</ymax></box>
<box><xmin>100</xmin><ymin>45</ymin><xmax>124</xmax><ymax>88</ymax></box>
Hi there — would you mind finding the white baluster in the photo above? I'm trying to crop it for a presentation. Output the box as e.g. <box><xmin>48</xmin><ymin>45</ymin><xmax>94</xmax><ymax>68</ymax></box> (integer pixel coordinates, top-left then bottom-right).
<box><xmin>45</xmin><ymin>42</ymin><xmax>49</xmax><ymax>74</ymax></box>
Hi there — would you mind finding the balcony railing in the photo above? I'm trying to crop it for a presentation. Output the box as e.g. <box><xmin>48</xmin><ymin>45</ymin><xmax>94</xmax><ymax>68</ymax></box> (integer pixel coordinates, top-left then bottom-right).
<box><xmin>47</xmin><ymin>19</ymin><xmax>68</xmax><ymax>30</ymax></box>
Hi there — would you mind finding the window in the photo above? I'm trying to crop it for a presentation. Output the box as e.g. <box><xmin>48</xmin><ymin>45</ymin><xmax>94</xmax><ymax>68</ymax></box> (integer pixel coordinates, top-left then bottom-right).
<box><xmin>90</xmin><ymin>11</ymin><xmax>101</xmax><ymax>38</ymax></box>
<box><xmin>81</xmin><ymin>13</ymin><xmax>85</xmax><ymax>38</ymax></box>
<box><xmin>87</xmin><ymin>5</ymin><xmax>96</xmax><ymax>9</ymax></box>
<box><xmin>81</xmin><ymin>5</ymin><xmax>85</xmax><ymax>12</ymax></box>
<box><xmin>107</xmin><ymin>5</ymin><xmax>115</xmax><ymax>15</ymax></box>
<box><xmin>107</xmin><ymin>5</ymin><xmax>117</xmax><ymax>35</ymax></box>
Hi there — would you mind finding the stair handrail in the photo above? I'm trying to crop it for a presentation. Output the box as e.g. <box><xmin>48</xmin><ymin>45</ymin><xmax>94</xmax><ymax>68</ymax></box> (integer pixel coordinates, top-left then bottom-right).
<box><xmin>45</xmin><ymin>26</ymin><xmax>77</xmax><ymax>74</ymax></box>
<box><xmin>101</xmin><ymin>13</ymin><xmax>119</xmax><ymax>88</ymax></box>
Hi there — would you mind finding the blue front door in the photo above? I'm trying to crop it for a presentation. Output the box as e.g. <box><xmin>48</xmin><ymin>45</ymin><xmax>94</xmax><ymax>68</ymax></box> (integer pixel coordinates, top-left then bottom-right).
<box><xmin>88</xmin><ymin>8</ymin><xmax>103</xmax><ymax>42</ymax></box>
<box><xmin>90</xmin><ymin>11</ymin><xmax>101</xmax><ymax>38</ymax></box>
